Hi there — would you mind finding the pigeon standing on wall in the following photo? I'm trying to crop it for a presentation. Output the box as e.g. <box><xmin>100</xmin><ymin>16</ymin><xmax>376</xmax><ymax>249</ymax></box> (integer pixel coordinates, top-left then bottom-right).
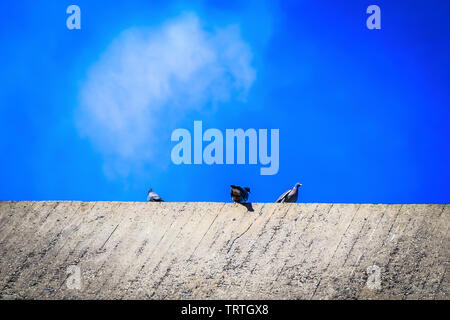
<box><xmin>275</xmin><ymin>183</ymin><xmax>302</xmax><ymax>203</ymax></box>
<box><xmin>230</xmin><ymin>185</ymin><xmax>250</xmax><ymax>204</ymax></box>
<box><xmin>147</xmin><ymin>188</ymin><xmax>164</xmax><ymax>202</ymax></box>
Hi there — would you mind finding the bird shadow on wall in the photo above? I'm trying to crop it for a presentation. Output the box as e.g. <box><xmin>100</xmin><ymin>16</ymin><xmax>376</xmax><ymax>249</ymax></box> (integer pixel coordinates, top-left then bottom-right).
<box><xmin>241</xmin><ymin>202</ymin><xmax>254</xmax><ymax>212</ymax></box>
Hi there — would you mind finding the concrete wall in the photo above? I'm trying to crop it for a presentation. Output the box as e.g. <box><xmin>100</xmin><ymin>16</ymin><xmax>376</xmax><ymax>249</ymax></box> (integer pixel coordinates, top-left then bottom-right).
<box><xmin>0</xmin><ymin>201</ymin><xmax>448</xmax><ymax>300</ymax></box>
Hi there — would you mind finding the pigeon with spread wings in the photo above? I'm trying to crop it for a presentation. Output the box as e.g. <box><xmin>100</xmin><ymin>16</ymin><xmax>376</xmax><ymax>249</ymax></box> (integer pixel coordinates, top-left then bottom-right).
<box><xmin>230</xmin><ymin>185</ymin><xmax>250</xmax><ymax>204</ymax></box>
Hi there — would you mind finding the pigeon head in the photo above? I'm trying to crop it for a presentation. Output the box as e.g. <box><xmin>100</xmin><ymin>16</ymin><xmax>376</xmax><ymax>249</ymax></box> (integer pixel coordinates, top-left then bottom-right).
<box><xmin>148</xmin><ymin>188</ymin><xmax>152</xmax><ymax>193</ymax></box>
<box><xmin>295</xmin><ymin>183</ymin><xmax>302</xmax><ymax>188</ymax></box>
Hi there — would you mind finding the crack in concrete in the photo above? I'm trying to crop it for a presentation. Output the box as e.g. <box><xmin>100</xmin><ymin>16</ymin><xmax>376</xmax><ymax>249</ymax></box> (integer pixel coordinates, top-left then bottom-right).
<box><xmin>97</xmin><ymin>223</ymin><xmax>120</xmax><ymax>253</ymax></box>
<box><xmin>226</xmin><ymin>204</ymin><xmax>266</xmax><ymax>256</ymax></box>
<box><xmin>188</xmin><ymin>203</ymin><xmax>226</xmax><ymax>261</ymax></box>
<box><xmin>310</xmin><ymin>204</ymin><xmax>361</xmax><ymax>299</ymax></box>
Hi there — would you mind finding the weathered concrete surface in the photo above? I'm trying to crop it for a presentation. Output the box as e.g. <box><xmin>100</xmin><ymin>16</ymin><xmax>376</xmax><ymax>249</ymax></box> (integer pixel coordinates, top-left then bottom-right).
<box><xmin>0</xmin><ymin>201</ymin><xmax>448</xmax><ymax>300</ymax></box>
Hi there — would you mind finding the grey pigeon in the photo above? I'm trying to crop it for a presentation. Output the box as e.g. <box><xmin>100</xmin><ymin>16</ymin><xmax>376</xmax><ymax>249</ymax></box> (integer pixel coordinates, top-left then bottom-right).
<box><xmin>147</xmin><ymin>188</ymin><xmax>164</xmax><ymax>202</ymax></box>
<box><xmin>230</xmin><ymin>185</ymin><xmax>250</xmax><ymax>203</ymax></box>
<box><xmin>275</xmin><ymin>183</ymin><xmax>302</xmax><ymax>203</ymax></box>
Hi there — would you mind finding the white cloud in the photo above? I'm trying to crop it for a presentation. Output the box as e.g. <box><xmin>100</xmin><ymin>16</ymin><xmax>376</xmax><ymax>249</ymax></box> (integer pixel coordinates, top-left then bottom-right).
<box><xmin>76</xmin><ymin>13</ymin><xmax>255</xmax><ymax>178</ymax></box>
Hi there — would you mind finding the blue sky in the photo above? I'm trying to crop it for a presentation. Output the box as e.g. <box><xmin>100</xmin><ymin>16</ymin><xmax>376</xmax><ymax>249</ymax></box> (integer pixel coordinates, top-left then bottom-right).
<box><xmin>0</xmin><ymin>0</ymin><xmax>449</xmax><ymax>203</ymax></box>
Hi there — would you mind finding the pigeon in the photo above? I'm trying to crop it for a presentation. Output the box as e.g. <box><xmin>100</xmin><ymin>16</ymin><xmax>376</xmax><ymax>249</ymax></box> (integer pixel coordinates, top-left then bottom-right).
<box><xmin>230</xmin><ymin>185</ymin><xmax>250</xmax><ymax>204</ymax></box>
<box><xmin>275</xmin><ymin>183</ymin><xmax>302</xmax><ymax>203</ymax></box>
<box><xmin>147</xmin><ymin>188</ymin><xmax>164</xmax><ymax>202</ymax></box>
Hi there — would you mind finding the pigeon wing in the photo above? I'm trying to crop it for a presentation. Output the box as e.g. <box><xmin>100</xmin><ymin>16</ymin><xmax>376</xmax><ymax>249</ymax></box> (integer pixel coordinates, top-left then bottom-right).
<box><xmin>149</xmin><ymin>192</ymin><xmax>163</xmax><ymax>202</ymax></box>
<box><xmin>275</xmin><ymin>189</ymin><xmax>291</xmax><ymax>203</ymax></box>
<box><xmin>289</xmin><ymin>191</ymin><xmax>298</xmax><ymax>203</ymax></box>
